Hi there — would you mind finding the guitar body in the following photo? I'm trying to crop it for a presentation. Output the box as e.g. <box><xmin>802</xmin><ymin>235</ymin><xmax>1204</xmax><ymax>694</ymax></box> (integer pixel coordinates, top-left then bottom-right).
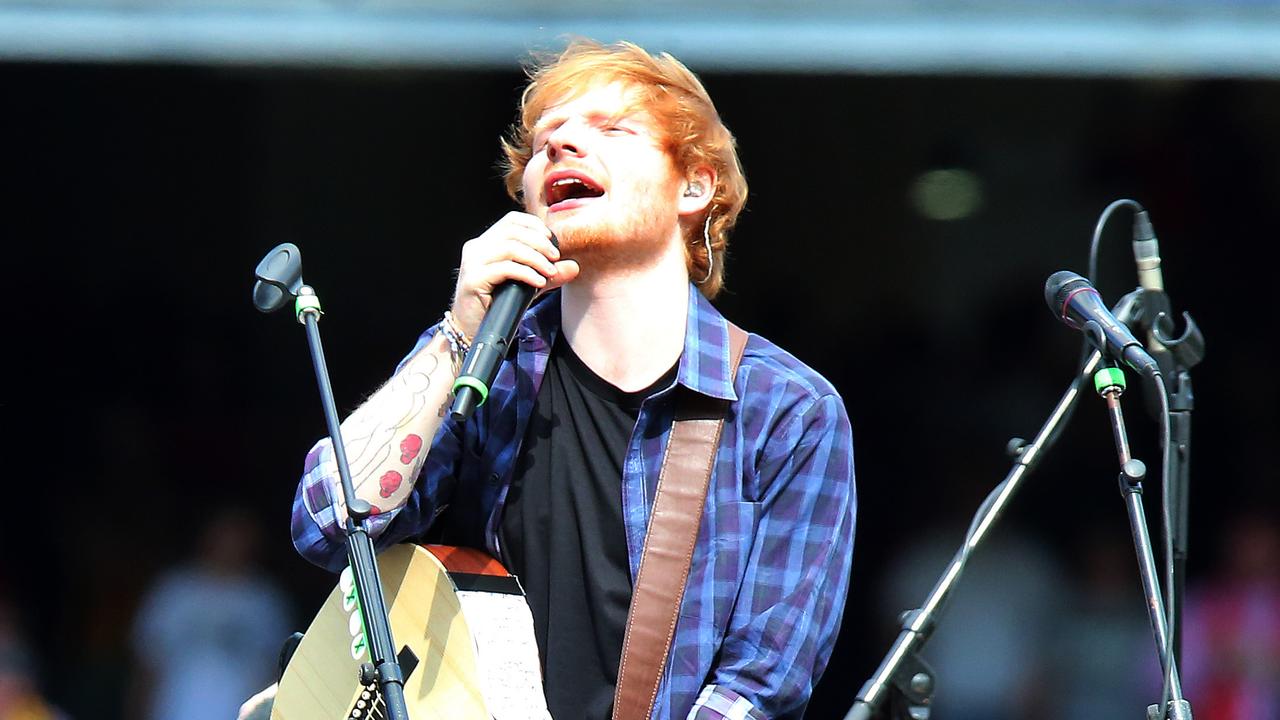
<box><xmin>272</xmin><ymin>544</ymin><xmax>549</xmax><ymax>720</ymax></box>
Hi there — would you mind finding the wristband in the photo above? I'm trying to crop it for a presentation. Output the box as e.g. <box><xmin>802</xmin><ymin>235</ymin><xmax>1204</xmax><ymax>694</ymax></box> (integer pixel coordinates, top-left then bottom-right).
<box><xmin>440</xmin><ymin>310</ymin><xmax>472</xmax><ymax>372</ymax></box>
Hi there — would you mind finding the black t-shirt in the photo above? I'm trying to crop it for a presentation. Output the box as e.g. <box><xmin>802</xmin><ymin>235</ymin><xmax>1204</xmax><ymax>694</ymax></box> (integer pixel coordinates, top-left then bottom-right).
<box><xmin>500</xmin><ymin>335</ymin><xmax>677</xmax><ymax>720</ymax></box>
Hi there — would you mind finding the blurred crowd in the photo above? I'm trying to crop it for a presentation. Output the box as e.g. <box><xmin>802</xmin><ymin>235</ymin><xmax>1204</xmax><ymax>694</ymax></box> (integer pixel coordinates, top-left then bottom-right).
<box><xmin>879</xmin><ymin>508</ymin><xmax>1280</xmax><ymax>720</ymax></box>
<box><xmin>2</xmin><ymin>505</ymin><xmax>1276</xmax><ymax>719</ymax></box>
<box><xmin>1</xmin><ymin>509</ymin><xmax>290</xmax><ymax>720</ymax></box>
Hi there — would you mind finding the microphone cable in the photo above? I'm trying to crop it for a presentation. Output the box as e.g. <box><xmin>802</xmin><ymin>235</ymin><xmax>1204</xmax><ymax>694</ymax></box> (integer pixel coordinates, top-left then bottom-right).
<box><xmin>1088</xmin><ymin>198</ymin><xmax>1145</xmax><ymax>286</ymax></box>
<box><xmin>1087</xmin><ymin>198</ymin><xmax>1182</xmax><ymax>717</ymax></box>
<box><xmin>1152</xmin><ymin>373</ymin><xmax>1178</xmax><ymax>713</ymax></box>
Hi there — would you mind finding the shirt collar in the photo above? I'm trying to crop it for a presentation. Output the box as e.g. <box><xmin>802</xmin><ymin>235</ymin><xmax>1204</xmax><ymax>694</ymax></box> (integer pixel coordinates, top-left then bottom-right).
<box><xmin>518</xmin><ymin>283</ymin><xmax>738</xmax><ymax>402</ymax></box>
<box><xmin>675</xmin><ymin>283</ymin><xmax>739</xmax><ymax>402</ymax></box>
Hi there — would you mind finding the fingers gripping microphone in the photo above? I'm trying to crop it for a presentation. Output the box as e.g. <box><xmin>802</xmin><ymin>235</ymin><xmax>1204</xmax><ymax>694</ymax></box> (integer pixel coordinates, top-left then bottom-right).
<box><xmin>450</xmin><ymin>283</ymin><xmax>536</xmax><ymax>421</ymax></box>
<box><xmin>450</xmin><ymin>234</ymin><xmax>558</xmax><ymax>422</ymax></box>
<box><xmin>1044</xmin><ymin>270</ymin><xmax>1162</xmax><ymax>379</ymax></box>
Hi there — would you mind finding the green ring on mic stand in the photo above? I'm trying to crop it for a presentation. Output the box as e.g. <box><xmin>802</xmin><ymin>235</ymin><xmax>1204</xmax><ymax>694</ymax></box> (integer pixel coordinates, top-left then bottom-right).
<box><xmin>1093</xmin><ymin>367</ymin><xmax>1127</xmax><ymax>394</ymax></box>
<box><xmin>452</xmin><ymin>376</ymin><xmax>489</xmax><ymax>406</ymax></box>
<box><xmin>294</xmin><ymin>294</ymin><xmax>322</xmax><ymax>321</ymax></box>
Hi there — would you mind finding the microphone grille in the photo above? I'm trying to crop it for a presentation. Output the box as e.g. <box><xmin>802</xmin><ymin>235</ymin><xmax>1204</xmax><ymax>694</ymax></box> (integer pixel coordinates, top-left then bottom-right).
<box><xmin>1044</xmin><ymin>270</ymin><xmax>1089</xmax><ymax>317</ymax></box>
<box><xmin>1044</xmin><ymin>269</ymin><xmax>1095</xmax><ymax>325</ymax></box>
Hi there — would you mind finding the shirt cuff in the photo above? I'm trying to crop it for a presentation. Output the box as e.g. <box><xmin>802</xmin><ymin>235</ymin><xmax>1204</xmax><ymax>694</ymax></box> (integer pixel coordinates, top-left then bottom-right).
<box><xmin>301</xmin><ymin>437</ymin><xmax>401</xmax><ymax>543</ymax></box>
<box><xmin>687</xmin><ymin>685</ymin><xmax>766</xmax><ymax>720</ymax></box>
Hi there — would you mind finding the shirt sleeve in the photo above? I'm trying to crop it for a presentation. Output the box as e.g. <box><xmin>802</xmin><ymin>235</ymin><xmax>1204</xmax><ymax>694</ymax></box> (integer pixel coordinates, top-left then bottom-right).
<box><xmin>687</xmin><ymin>685</ymin><xmax>768</xmax><ymax>720</ymax></box>
<box><xmin>693</xmin><ymin>392</ymin><xmax>856</xmax><ymax>719</ymax></box>
<box><xmin>289</xmin><ymin>322</ymin><xmax>467</xmax><ymax>573</ymax></box>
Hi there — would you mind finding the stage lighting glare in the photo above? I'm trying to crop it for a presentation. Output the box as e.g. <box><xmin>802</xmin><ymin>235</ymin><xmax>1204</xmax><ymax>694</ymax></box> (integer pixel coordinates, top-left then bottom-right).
<box><xmin>910</xmin><ymin>168</ymin><xmax>983</xmax><ymax>221</ymax></box>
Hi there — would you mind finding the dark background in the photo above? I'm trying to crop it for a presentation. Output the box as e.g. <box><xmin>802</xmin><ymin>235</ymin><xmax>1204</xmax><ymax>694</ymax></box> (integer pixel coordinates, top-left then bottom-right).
<box><xmin>4</xmin><ymin>62</ymin><xmax>1278</xmax><ymax>717</ymax></box>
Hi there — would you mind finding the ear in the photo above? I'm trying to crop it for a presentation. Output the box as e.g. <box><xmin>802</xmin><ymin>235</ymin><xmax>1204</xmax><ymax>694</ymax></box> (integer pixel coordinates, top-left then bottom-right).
<box><xmin>677</xmin><ymin>165</ymin><xmax>717</xmax><ymax>218</ymax></box>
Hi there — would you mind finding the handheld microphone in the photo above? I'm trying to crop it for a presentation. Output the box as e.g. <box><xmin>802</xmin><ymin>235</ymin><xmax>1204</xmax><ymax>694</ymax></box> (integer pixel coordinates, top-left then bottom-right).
<box><xmin>449</xmin><ymin>233</ymin><xmax>558</xmax><ymax>422</ymax></box>
<box><xmin>1044</xmin><ymin>270</ymin><xmax>1161</xmax><ymax>379</ymax></box>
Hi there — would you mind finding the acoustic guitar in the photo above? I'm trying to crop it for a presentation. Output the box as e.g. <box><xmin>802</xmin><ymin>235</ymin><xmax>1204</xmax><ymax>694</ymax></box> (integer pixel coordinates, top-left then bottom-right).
<box><xmin>270</xmin><ymin>544</ymin><xmax>550</xmax><ymax>720</ymax></box>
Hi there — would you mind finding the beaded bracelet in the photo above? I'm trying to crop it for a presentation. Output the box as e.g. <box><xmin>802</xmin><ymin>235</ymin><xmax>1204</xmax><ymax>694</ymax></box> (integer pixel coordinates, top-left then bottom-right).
<box><xmin>440</xmin><ymin>310</ymin><xmax>472</xmax><ymax>372</ymax></box>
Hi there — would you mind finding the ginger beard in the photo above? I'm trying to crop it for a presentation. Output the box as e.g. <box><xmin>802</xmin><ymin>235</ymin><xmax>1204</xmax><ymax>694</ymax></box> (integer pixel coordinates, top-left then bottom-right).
<box><xmin>535</xmin><ymin>169</ymin><xmax>681</xmax><ymax>274</ymax></box>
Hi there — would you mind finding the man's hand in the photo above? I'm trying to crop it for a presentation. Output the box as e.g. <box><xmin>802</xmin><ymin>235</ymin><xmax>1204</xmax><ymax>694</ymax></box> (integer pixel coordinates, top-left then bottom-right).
<box><xmin>451</xmin><ymin>211</ymin><xmax>579</xmax><ymax>337</ymax></box>
<box><xmin>237</xmin><ymin>683</ymin><xmax>277</xmax><ymax>720</ymax></box>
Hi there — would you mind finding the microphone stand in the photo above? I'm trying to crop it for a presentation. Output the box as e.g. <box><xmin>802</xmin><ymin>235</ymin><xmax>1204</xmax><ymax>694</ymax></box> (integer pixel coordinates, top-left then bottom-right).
<box><xmin>252</xmin><ymin>244</ymin><xmax>410</xmax><ymax>720</ymax></box>
<box><xmin>843</xmin><ymin>293</ymin><xmax>1139</xmax><ymax>720</ymax></box>
<box><xmin>1131</xmin><ymin>289</ymin><xmax>1203</xmax><ymax>666</ymax></box>
<box><xmin>1091</xmin><ymin>366</ymin><xmax>1192</xmax><ymax>720</ymax></box>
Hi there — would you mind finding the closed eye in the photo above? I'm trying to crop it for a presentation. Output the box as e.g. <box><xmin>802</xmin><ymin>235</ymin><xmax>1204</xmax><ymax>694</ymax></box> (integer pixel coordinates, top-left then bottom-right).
<box><xmin>602</xmin><ymin>125</ymin><xmax>639</xmax><ymax>139</ymax></box>
<box><xmin>595</xmin><ymin>112</ymin><xmax>639</xmax><ymax>135</ymax></box>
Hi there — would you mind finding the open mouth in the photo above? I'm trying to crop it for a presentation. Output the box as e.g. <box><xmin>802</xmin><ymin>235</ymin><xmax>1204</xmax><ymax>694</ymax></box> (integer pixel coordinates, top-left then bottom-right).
<box><xmin>544</xmin><ymin>173</ymin><xmax>605</xmax><ymax>209</ymax></box>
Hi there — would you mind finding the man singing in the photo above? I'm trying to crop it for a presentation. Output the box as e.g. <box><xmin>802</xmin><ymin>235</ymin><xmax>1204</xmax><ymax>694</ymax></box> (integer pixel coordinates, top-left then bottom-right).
<box><xmin>291</xmin><ymin>39</ymin><xmax>856</xmax><ymax>719</ymax></box>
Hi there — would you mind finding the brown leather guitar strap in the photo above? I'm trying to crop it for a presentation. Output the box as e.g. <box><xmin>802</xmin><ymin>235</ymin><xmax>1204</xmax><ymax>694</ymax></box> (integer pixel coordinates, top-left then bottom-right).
<box><xmin>612</xmin><ymin>322</ymin><xmax>750</xmax><ymax>720</ymax></box>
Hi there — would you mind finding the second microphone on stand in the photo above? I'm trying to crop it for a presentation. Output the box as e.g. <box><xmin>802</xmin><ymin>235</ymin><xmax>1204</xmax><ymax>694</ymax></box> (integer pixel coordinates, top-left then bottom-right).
<box><xmin>1044</xmin><ymin>270</ymin><xmax>1162</xmax><ymax>380</ymax></box>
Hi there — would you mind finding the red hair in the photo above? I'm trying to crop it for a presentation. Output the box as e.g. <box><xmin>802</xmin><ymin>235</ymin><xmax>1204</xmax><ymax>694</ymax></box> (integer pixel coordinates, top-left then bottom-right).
<box><xmin>501</xmin><ymin>39</ymin><xmax>747</xmax><ymax>299</ymax></box>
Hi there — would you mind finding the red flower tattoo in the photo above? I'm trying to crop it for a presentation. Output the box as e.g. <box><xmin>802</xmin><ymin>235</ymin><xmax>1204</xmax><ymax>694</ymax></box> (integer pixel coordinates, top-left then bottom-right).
<box><xmin>379</xmin><ymin>470</ymin><xmax>403</xmax><ymax>498</ymax></box>
<box><xmin>400</xmin><ymin>434</ymin><xmax>423</xmax><ymax>464</ymax></box>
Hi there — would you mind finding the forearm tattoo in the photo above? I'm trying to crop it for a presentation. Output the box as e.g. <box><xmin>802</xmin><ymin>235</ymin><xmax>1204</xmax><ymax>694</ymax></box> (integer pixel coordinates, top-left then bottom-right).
<box><xmin>343</xmin><ymin>353</ymin><xmax>441</xmax><ymax>501</ymax></box>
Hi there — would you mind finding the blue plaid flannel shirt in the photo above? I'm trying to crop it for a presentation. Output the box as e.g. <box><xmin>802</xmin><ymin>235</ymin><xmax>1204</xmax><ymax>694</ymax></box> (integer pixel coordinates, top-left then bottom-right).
<box><xmin>292</xmin><ymin>284</ymin><xmax>856</xmax><ymax>719</ymax></box>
